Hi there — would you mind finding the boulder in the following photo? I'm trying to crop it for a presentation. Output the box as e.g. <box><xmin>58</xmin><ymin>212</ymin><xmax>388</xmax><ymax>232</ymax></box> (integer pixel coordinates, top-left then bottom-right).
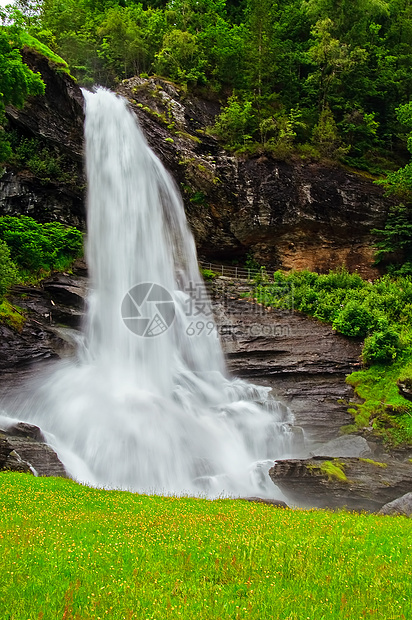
<box><xmin>310</xmin><ymin>435</ymin><xmax>373</xmax><ymax>458</ymax></box>
<box><xmin>3</xmin><ymin>450</ymin><xmax>33</xmax><ymax>474</ymax></box>
<box><xmin>378</xmin><ymin>492</ymin><xmax>412</xmax><ymax>517</ymax></box>
<box><xmin>241</xmin><ymin>497</ymin><xmax>288</xmax><ymax>509</ymax></box>
<box><xmin>42</xmin><ymin>273</ymin><xmax>87</xmax><ymax>309</ymax></box>
<box><xmin>0</xmin><ymin>422</ymin><xmax>67</xmax><ymax>477</ymax></box>
<box><xmin>269</xmin><ymin>457</ymin><xmax>412</xmax><ymax>512</ymax></box>
<box><xmin>7</xmin><ymin>421</ymin><xmax>45</xmax><ymax>442</ymax></box>
<box><xmin>397</xmin><ymin>379</ymin><xmax>412</xmax><ymax>402</ymax></box>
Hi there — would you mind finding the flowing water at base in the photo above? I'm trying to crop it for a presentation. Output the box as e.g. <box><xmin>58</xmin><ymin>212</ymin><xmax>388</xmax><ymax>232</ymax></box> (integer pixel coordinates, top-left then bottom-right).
<box><xmin>1</xmin><ymin>89</ymin><xmax>297</xmax><ymax>498</ymax></box>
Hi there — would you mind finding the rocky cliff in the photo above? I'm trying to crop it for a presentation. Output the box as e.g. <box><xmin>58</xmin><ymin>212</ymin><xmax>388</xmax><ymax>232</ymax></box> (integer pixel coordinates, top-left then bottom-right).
<box><xmin>1</xmin><ymin>48</ymin><xmax>85</xmax><ymax>227</ymax></box>
<box><xmin>118</xmin><ymin>77</ymin><xmax>393</xmax><ymax>277</ymax></box>
<box><xmin>1</xmin><ymin>55</ymin><xmax>394</xmax><ymax>275</ymax></box>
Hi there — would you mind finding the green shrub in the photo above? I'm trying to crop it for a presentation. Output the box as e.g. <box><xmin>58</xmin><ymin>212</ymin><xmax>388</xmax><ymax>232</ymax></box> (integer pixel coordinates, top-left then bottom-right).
<box><xmin>200</xmin><ymin>268</ymin><xmax>217</xmax><ymax>280</ymax></box>
<box><xmin>212</xmin><ymin>95</ymin><xmax>255</xmax><ymax>149</ymax></box>
<box><xmin>362</xmin><ymin>327</ymin><xmax>402</xmax><ymax>364</ymax></box>
<box><xmin>0</xmin><ymin>239</ymin><xmax>18</xmax><ymax>299</ymax></box>
<box><xmin>0</xmin><ymin>216</ymin><xmax>83</xmax><ymax>274</ymax></box>
<box><xmin>332</xmin><ymin>301</ymin><xmax>373</xmax><ymax>337</ymax></box>
<box><xmin>314</xmin><ymin>268</ymin><xmax>364</xmax><ymax>292</ymax></box>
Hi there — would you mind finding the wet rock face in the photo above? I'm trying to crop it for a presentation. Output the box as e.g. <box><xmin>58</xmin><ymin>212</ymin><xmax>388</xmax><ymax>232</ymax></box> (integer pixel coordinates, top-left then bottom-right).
<box><xmin>0</xmin><ymin>270</ymin><xmax>87</xmax><ymax>372</ymax></box>
<box><xmin>0</xmin><ymin>422</ymin><xmax>67</xmax><ymax>477</ymax></box>
<box><xmin>233</xmin><ymin>159</ymin><xmax>389</xmax><ymax>277</ymax></box>
<box><xmin>118</xmin><ymin>77</ymin><xmax>392</xmax><ymax>277</ymax></box>
<box><xmin>269</xmin><ymin>457</ymin><xmax>412</xmax><ymax>512</ymax></box>
<box><xmin>212</xmin><ymin>285</ymin><xmax>362</xmax><ymax>441</ymax></box>
<box><xmin>7</xmin><ymin>48</ymin><xmax>84</xmax><ymax>157</ymax></box>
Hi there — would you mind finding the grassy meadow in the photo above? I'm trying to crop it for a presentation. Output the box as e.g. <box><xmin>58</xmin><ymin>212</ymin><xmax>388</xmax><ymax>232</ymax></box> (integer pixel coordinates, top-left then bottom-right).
<box><xmin>0</xmin><ymin>473</ymin><xmax>411</xmax><ymax>619</ymax></box>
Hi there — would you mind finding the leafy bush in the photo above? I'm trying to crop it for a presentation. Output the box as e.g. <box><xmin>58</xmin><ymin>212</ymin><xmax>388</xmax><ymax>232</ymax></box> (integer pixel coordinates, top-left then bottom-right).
<box><xmin>312</xmin><ymin>106</ymin><xmax>349</xmax><ymax>160</ymax></box>
<box><xmin>251</xmin><ymin>266</ymin><xmax>412</xmax><ymax>442</ymax></box>
<box><xmin>362</xmin><ymin>327</ymin><xmax>402</xmax><ymax>364</ymax></box>
<box><xmin>332</xmin><ymin>301</ymin><xmax>374</xmax><ymax>338</ymax></box>
<box><xmin>314</xmin><ymin>268</ymin><xmax>364</xmax><ymax>291</ymax></box>
<box><xmin>0</xmin><ymin>216</ymin><xmax>83</xmax><ymax>274</ymax></box>
<box><xmin>200</xmin><ymin>268</ymin><xmax>217</xmax><ymax>280</ymax></box>
<box><xmin>0</xmin><ymin>239</ymin><xmax>18</xmax><ymax>299</ymax></box>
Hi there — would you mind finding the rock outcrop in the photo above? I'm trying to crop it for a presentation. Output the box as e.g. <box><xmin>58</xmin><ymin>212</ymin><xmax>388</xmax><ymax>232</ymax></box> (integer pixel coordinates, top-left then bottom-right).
<box><xmin>0</xmin><ymin>420</ymin><xmax>67</xmax><ymax>477</ymax></box>
<box><xmin>0</xmin><ymin>269</ymin><xmax>87</xmax><ymax>372</ymax></box>
<box><xmin>212</xmin><ymin>286</ymin><xmax>363</xmax><ymax>441</ymax></box>
<box><xmin>118</xmin><ymin>76</ymin><xmax>393</xmax><ymax>277</ymax></box>
<box><xmin>269</xmin><ymin>457</ymin><xmax>412</xmax><ymax>512</ymax></box>
<box><xmin>0</xmin><ymin>59</ymin><xmax>394</xmax><ymax>274</ymax></box>
<box><xmin>309</xmin><ymin>435</ymin><xmax>373</xmax><ymax>458</ymax></box>
<box><xmin>379</xmin><ymin>492</ymin><xmax>412</xmax><ymax>517</ymax></box>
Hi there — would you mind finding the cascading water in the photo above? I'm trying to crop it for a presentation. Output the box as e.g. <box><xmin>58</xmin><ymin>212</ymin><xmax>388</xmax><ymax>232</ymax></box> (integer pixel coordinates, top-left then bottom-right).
<box><xmin>2</xmin><ymin>88</ymin><xmax>295</xmax><ymax>497</ymax></box>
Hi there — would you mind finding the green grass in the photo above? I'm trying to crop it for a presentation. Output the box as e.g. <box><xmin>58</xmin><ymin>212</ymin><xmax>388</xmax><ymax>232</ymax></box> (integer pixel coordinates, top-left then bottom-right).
<box><xmin>346</xmin><ymin>361</ymin><xmax>412</xmax><ymax>445</ymax></box>
<box><xmin>1</xmin><ymin>473</ymin><xmax>412</xmax><ymax>619</ymax></box>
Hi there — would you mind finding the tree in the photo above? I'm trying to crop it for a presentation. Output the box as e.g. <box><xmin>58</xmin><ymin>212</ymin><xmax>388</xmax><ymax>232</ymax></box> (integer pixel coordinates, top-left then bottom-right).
<box><xmin>312</xmin><ymin>104</ymin><xmax>348</xmax><ymax>158</ymax></box>
<box><xmin>305</xmin><ymin>18</ymin><xmax>367</xmax><ymax>111</ymax></box>
<box><xmin>245</xmin><ymin>0</ymin><xmax>279</xmax><ymax>99</ymax></box>
<box><xmin>154</xmin><ymin>29</ymin><xmax>206</xmax><ymax>84</ymax></box>
<box><xmin>378</xmin><ymin>102</ymin><xmax>412</xmax><ymax>199</ymax></box>
<box><xmin>213</xmin><ymin>95</ymin><xmax>255</xmax><ymax>148</ymax></box>
<box><xmin>303</xmin><ymin>0</ymin><xmax>389</xmax><ymax>46</ymax></box>
<box><xmin>0</xmin><ymin>27</ymin><xmax>45</xmax><ymax>162</ymax></box>
<box><xmin>373</xmin><ymin>102</ymin><xmax>412</xmax><ymax>269</ymax></box>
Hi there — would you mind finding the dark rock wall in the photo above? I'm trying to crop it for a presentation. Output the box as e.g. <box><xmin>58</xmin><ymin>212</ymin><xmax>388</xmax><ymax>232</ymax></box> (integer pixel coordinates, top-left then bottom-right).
<box><xmin>212</xmin><ymin>283</ymin><xmax>363</xmax><ymax>441</ymax></box>
<box><xmin>1</xmin><ymin>49</ymin><xmax>85</xmax><ymax>227</ymax></box>
<box><xmin>118</xmin><ymin>77</ymin><xmax>392</xmax><ymax>277</ymax></box>
<box><xmin>0</xmin><ymin>422</ymin><xmax>67</xmax><ymax>477</ymax></box>
<box><xmin>1</xmin><ymin>61</ymin><xmax>393</xmax><ymax>275</ymax></box>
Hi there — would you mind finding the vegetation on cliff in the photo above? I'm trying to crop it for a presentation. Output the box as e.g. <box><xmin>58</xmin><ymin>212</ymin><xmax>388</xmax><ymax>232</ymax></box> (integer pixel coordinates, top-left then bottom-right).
<box><xmin>251</xmin><ymin>268</ymin><xmax>412</xmax><ymax>446</ymax></box>
<box><xmin>0</xmin><ymin>215</ymin><xmax>83</xmax><ymax>328</ymax></box>
<box><xmin>0</xmin><ymin>215</ymin><xmax>83</xmax><ymax>276</ymax></box>
<box><xmin>1</xmin><ymin>472</ymin><xmax>411</xmax><ymax>619</ymax></box>
<box><xmin>2</xmin><ymin>0</ymin><xmax>412</xmax><ymax>173</ymax></box>
<box><xmin>0</xmin><ymin>24</ymin><xmax>45</xmax><ymax>161</ymax></box>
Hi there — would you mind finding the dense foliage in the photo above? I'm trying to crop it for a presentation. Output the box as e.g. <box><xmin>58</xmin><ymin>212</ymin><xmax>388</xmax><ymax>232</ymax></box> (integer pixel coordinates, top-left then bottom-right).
<box><xmin>251</xmin><ymin>268</ymin><xmax>412</xmax><ymax>444</ymax></box>
<box><xmin>3</xmin><ymin>0</ymin><xmax>412</xmax><ymax>171</ymax></box>
<box><xmin>0</xmin><ymin>215</ymin><xmax>83</xmax><ymax>275</ymax></box>
<box><xmin>1</xmin><ymin>472</ymin><xmax>411</xmax><ymax>619</ymax></box>
<box><xmin>0</xmin><ymin>24</ymin><xmax>45</xmax><ymax>161</ymax></box>
<box><xmin>372</xmin><ymin>102</ymin><xmax>412</xmax><ymax>270</ymax></box>
<box><xmin>254</xmin><ymin>268</ymin><xmax>411</xmax><ymax>361</ymax></box>
<box><xmin>0</xmin><ymin>239</ymin><xmax>18</xmax><ymax>299</ymax></box>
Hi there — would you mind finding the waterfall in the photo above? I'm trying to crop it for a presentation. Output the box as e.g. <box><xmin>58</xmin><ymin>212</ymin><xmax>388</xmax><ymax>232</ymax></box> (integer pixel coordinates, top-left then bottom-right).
<box><xmin>4</xmin><ymin>88</ymin><xmax>295</xmax><ymax>497</ymax></box>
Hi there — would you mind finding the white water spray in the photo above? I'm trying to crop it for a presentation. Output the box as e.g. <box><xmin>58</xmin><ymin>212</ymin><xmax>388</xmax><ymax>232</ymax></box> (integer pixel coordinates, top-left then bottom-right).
<box><xmin>5</xmin><ymin>89</ymin><xmax>295</xmax><ymax>497</ymax></box>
